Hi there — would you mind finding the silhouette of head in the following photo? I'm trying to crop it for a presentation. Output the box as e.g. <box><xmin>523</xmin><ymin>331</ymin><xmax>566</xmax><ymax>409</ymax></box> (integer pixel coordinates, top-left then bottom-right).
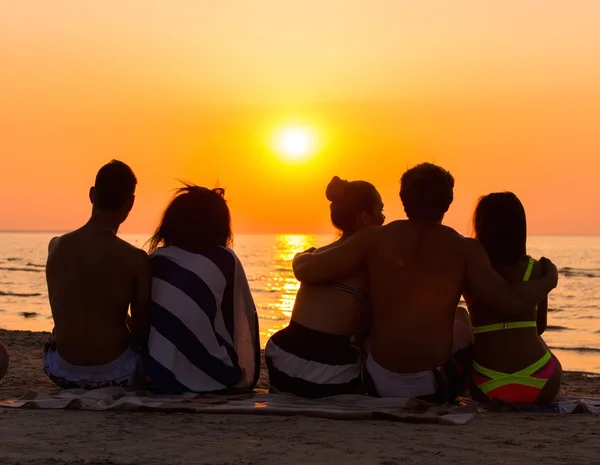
<box><xmin>148</xmin><ymin>184</ymin><xmax>232</xmax><ymax>254</ymax></box>
<box><xmin>89</xmin><ymin>160</ymin><xmax>137</xmax><ymax>223</ymax></box>
<box><xmin>400</xmin><ymin>163</ymin><xmax>454</xmax><ymax>222</ymax></box>
<box><xmin>474</xmin><ymin>192</ymin><xmax>527</xmax><ymax>267</ymax></box>
<box><xmin>325</xmin><ymin>176</ymin><xmax>384</xmax><ymax>235</ymax></box>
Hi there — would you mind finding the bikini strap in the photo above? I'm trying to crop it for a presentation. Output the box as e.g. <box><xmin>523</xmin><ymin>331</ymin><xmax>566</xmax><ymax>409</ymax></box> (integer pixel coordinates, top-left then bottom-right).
<box><xmin>522</xmin><ymin>256</ymin><xmax>535</xmax><ymax>282</ymax></box>
<box><xmin>330</xmin><ymin>282</ymin><xmax>370</xmax><ymax>310</ymax></box>
<box><xmin>471</xmin><ymin>257</ymin><xmax>538</xmax><ymax>335</ymax></box>
<box><xmin>472</xmin><ymin>321</ymin><xmax>537</xmax><ymax>334</ymax></box>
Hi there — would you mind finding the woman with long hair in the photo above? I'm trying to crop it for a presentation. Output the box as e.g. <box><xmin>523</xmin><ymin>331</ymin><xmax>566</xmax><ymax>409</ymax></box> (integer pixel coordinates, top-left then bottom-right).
<box><xmin>144</xmin><ymin>184</ymin><xmax>260</xmax><ymax>394</ymax></box>
<box><xmin>466</xmin><ymin>192</ymin><xmax>561</xmax><ymax>405</ymax></box>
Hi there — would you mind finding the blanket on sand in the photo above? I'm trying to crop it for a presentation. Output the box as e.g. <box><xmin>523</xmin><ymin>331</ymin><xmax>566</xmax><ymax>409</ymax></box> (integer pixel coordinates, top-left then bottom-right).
<box><xmin>0</xmin><ymin>388</ymin><xmax>476</xmax><ymax>425</ymax></box>
<box><xmin>2</xmin><ymin>389</ymin><xmax>597</xmax><ymax>421</ymax></box>
<box><xmin>477</xmin><ymin>396</ymin><xmax>600</xmax><ymax>414</ymax></box>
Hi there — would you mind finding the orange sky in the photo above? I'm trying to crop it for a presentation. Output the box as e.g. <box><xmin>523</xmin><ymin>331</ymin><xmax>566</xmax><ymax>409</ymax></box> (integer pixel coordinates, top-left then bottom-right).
<box><xmin>1</xmin><ymin>1</ymin><xmax>599</xmax><ymax>234</ymax></box>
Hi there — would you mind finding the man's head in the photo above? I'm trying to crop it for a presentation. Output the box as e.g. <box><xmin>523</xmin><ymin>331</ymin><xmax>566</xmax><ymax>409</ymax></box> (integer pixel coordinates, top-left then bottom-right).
<box><xmin>89</xmin><ymin>160</ymin><xmax>137</xmax><ymax>223</ymax></box>
<box><xmin>400</xmin><ymin>163</ymin><xmax>454</xmax><ymax>222</ymax></box>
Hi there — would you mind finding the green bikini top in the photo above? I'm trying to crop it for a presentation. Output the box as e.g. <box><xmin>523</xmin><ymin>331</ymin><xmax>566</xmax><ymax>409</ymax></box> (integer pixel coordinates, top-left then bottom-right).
<box><xmin>472</xmin><ymin>256</ymin><xmax>538</xmax><ymax>335</ymax></box>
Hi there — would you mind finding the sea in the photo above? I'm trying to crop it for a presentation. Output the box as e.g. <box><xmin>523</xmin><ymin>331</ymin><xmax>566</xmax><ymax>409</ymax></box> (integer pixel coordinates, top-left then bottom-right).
<box><xmin>1</xmin><ymin>232</ymin><xmax>599</xmax><ymax>373</ymax></box>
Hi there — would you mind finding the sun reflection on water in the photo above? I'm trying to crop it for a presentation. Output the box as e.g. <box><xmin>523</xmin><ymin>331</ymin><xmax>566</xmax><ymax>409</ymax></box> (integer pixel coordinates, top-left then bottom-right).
<box><xmin>258</xmin><ymin>234</ymin><xmax>321</xmax><ymax>345</ymax></box>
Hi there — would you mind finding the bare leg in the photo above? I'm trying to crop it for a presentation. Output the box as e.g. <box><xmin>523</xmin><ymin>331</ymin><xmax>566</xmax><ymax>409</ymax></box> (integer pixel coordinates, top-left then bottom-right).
<box><xmin>453</xmin><ymin>306</ymin><xmax>473</xmax><ymax>352</ymax></box>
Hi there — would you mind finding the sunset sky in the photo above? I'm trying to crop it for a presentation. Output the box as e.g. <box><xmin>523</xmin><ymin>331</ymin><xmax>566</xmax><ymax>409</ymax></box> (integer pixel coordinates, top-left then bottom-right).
<box><xmin>1</xmin><ymin>1</ymin><xmax>599</xmax><ymax>234</ymax></box>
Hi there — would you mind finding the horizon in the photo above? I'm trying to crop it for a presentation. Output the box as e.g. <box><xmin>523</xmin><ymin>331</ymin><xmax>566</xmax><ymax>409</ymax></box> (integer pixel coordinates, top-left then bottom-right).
<box><xmin>1</xmin><ymin>229</ymin><xmax>599</xmax><ymax>238</ymax></box>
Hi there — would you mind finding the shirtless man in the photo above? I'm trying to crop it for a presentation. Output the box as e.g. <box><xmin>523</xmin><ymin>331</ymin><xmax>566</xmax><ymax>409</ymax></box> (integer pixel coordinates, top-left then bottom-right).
<box><xmin>293</xmin><ymin>163</ymin><xmax>559</xmax><ymax>402</ymax></box>
<box><xmin>44</xmin><ymin>160</ymin><xmax>151</xmax><ymax>389</ymax></box>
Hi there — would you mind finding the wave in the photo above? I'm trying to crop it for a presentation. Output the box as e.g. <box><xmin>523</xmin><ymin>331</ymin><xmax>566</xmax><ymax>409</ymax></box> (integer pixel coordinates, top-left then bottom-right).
<box><xmin>559</xmin><ymin>267</ymin><xmax>600</xmax><ymax>278</ymax></box>
<box><xmin>0</xmin><ymin>266</ymin><xmax>43</xmax><ymax>273</ymax></box>
<box><xmin>546</xmin><ymin>325</ymin><xmax>570</xmax><ymax>331</ymax></box>
<box><xmin>549</xmin><ymin>346</ymin><xmax>600</xmax><ymax>354</ymax></box>
<box><xmin>19</xmin><ymin>311</ymin><xmax>39</xmax><ymax>318</ymax></box>
<box><xmin>251</xmin><ymin>288</ymin><xmax>280</xmax><ymax>294</ymax></box>
<box><xmin>0</xmin><ymin>291</ymin><xmax>42</xmax><ymax>297</ymax></box>
<box><xmin>25</xmin><ymin>263</ymin><xmax>45</xmax><ymax>268</ymax></box>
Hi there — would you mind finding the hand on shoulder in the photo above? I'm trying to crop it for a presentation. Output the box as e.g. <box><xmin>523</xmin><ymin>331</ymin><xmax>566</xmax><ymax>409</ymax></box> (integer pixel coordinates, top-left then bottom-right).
<box><xmin>538</xmin><ymin>256</ymin><xmax>559</xmax><ymax>290</ymax></box>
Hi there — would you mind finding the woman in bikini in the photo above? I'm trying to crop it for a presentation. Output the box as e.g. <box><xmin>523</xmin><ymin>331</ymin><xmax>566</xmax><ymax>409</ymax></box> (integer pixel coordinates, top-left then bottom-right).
<box><xmin>265</xmin><ymin>176</ymin><xmax>385</xmax><ymax>398</ymax></box>
<box><xmin>466</xmin><ymin>192</ymin><xmax>562</xmax><ymax>406</ymax></box>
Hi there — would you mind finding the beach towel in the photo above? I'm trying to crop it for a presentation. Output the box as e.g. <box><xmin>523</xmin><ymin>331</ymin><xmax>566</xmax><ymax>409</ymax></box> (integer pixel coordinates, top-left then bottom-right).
<box><xmin>475</xmin><ymin>396</ymin><xmax>600</xmax><ymax>414</ymax></box>
<box><xmin>0</xmin><ymin>388</ymin><xmax>477</xmax><ymax>425</ymax></box>
<box><xmin>146</xmin><ymin>246</ymin><xmax>260</xmax><ymax>393</ymax></box>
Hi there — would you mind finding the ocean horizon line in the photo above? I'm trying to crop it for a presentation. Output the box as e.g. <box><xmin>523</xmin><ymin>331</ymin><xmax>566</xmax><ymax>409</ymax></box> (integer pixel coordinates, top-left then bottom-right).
<box><xmin>1</xmin><ymin>229</ymin><xmax>599</xmax><ymax>237</ymax></box>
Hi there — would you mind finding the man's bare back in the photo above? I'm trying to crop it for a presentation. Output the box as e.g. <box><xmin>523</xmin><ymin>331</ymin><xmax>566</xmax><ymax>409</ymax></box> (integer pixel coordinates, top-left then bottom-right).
<box><xmin>46</xmin><ymin>226</ymin><xmax>150</xmax><ymax>366</ymax></box>
<box><xmin>365</xmin><ymin>221</ymin><xmax>466</xmax><ymax>372</ymax></box>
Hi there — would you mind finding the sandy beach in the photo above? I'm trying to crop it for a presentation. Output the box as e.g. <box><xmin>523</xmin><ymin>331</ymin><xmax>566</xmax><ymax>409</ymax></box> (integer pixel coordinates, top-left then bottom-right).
<box><xmin>0</xmin><ymin>328</ymin><xmax>599</xmax><ymax>465</ymax></box>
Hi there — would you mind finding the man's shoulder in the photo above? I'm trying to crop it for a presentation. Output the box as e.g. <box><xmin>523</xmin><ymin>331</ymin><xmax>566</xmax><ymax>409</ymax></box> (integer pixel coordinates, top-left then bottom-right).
<box><xmin>116</xmin><ymin>238</ymin><xmax>148</xmax><ymax>260</ymax></box>
<box><xmin>378</xmin><ymin>220</ymin><xmax>405</xmax><ymax>234</ymax></box>
<box><xmin>47</xmin><ymin>229</ymin><xmax>80</xmax><ymax>254</ymax></box>
<box><xmin>438</xmin><ymin>224</ymin><xmax>466</xmax><ymax>240</ymax></box>
<box><xmin>48</xmin><ymin>235</ymin><xmax>62</xmax><ymax>254</ymax></box>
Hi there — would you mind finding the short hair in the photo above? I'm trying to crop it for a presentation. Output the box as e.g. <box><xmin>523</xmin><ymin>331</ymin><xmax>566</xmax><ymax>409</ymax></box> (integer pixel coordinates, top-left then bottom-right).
<box><xmin>148</xmin><ymin>184</ymin><xmax>232</xmax><ymax>254</ymax></box>
<box><xmin>400</xmin><ymin>163</ymin><xmax>454</xmax><ymax>221</ymax></box>
<box><xmin>474</xmin><ymin>192</ymin><xmax>527</xmax><ymax>268</ymax></box>
<box><xmin>93</xmin><ymin>160</ymin><xmax>137</xmax><ymax>213</ymax></box>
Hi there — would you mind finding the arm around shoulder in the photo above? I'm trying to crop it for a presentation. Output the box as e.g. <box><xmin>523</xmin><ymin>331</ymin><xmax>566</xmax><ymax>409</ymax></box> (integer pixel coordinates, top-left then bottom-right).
<box><xmin>292</xmin><ymin>226</ymin><xmax>376</xmax><ymax>284</ymax></box>
<box><xmin>463</xmin><ymin>238</ymin><xmax>558</xmax><ymax>315</ymax></box>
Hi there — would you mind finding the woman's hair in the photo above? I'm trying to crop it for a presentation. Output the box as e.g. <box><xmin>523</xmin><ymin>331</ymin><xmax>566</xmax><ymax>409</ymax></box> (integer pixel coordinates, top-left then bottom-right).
<box><xmin>325</xmin><ymin>176</ymin><xmax>380</xmax><ymax>234</ymax></box>
<box><xmin>148</xmin><ymin>183</ymin><xmax>232</xmax><ymax>254</ymax></box>
<box><xmin>473</xmin><ymin>192</ymin><xmax>527</xmax><ymax>267</ymax></box>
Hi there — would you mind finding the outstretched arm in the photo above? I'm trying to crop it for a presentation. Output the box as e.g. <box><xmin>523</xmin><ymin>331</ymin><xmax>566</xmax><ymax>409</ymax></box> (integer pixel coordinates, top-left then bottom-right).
<box><xmin>464</xmin><ymin>238</ymin><xmax>558</xmax><ymax>315</ymax></box>
<box><xmin>292</xmin><ymin>227</ymin><xmax>376</xmax><ymax>284</ymax></box>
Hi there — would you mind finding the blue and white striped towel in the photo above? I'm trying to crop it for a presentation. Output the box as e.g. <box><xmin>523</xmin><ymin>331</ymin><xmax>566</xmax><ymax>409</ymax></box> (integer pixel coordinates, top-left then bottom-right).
<box><xmin>145</xmin><ymin>245</ymin><xmax>260</xmax><ymax>393</ymax></box>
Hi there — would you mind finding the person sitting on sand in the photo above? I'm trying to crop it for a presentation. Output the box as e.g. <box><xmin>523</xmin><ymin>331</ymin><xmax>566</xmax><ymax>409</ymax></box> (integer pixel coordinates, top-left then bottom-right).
<box><xmin>144</xmin><ymin>184</ymin><xmax>260</xmax><ymax>394</ymax></box>
<box><xmin>45</xmin><ymin>160</ymin><xmax>151</xmax><ymax>389</ymax></box>
<box><xmin>467</xmin><ymin>192</ymin><xmax>562</xmax><ymax>405</ymax></box>
<box><xmin>292</xmin><ymin>163</ymin><xmax>559</xmax><ymax>403</ymax></box>
<box><xmin>265</xmin><ymin>176</ymin><xmax>385</xmax><ymax>398</ymax></box>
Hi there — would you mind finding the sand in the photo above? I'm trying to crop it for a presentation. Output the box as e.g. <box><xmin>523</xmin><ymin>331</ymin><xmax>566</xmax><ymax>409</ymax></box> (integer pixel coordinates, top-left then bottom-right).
<box><xmin>0</xmin><ymin>329</ymin><xmax>599</xmax><ymax>465</ymax></box>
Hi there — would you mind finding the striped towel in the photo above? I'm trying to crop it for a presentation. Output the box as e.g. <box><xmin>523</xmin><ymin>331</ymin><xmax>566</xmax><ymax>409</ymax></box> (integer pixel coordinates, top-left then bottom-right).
<box><xmin>144</xmin><ymin>246</ymin><xmax>260</xmax><ymax>393</ymax></box>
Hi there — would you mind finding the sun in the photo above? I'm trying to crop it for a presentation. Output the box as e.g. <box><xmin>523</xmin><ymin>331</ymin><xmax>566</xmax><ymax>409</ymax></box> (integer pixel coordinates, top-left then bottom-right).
<box><xmin>282</xmin><ymin>131</ymin><xmax>310</xmax><ymax>156</ymax></box>
<box><xmin>274</xmin><ymin>127</ymin><xmax>316</xmax><ymax>163</ymax></box>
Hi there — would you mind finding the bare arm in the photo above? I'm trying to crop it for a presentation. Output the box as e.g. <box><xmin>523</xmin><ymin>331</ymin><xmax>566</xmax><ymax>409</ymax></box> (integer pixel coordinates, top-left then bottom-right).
<box><xmin>129</xmin><ymin>250</ymin><xmax>152</xmax><ymax>346</ymax></box>
<box><xmin>292</xmin><ymin>227</ymin><xmax>375</xmax><ymax>284</ymax></box>
<box><xmin>536</xmin><ymin>297</ymin><xmax>548</xmax><ymax>335</ymax></box>
<box><xmin>464</xmin><ymin>238</ymin><xmax>558</xmax><ymax>315</ymax></box>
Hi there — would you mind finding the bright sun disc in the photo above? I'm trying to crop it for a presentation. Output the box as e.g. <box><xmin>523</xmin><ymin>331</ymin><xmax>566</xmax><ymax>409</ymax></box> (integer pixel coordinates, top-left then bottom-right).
<box><xmin>283</xmin><ymin>131</ymin><xmax>309</xmax><ymax>155</ymax></box>
<box><xmin>275</xmin><ymin>127</ymin><xmax>315</xmax><ymax>162</ymax></box>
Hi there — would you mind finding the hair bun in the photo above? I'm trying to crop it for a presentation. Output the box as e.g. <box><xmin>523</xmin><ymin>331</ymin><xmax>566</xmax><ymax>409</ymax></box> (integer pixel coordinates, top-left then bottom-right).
<box><xmin>325</xmin><ymin>176</ymin><xmax>348</xmax><ymax>201</ymax></box>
